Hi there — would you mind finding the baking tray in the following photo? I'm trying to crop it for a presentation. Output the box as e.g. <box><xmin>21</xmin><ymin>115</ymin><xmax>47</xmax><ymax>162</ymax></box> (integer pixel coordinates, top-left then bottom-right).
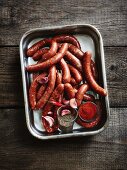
<box><xmin>20</xmin><ymin>24</ymin><xmax>110</xmax><ymax>140</ymax></box>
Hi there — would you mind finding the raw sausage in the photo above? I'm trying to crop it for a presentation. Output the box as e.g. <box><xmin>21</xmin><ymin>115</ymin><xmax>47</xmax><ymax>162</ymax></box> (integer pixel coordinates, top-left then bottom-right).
<box><xmin>64</xmin><ymin>83</ymin><xmax>75</xmax><ymax>99</ymax></box>
<box><xmin>42</xmin><ymin>84</ymin><xmax>64</xmax><ymax>116</ymax></box>
<box><xmin>91</xmin><ymin>60</ymin><xmax>98</xmax><ymax>80</ymax></box>
<box><xmin>73</xmin><ymin>88</ymin><xmax>95</xmax><ymax>101</ymax></box>
<box><xmin>53</xmin><ymin>35</ymin><xmax>81</xmax><ymax>49</ymax></box>
<box><xmin>68</xmin><ymin>64</ymin><xmax>82</xmax><ymax>83</ymax></box>
<box><xmin>32</xmin><ymin>48</ymin><xmax>49</xmax><ymax>61</ymax></box>
<box><xmin>70</xmin><ymin>77</ymin><xmax>77</xmax><ymax>86</ymax></box>
<box><xmin>64</xmin><ymin>51</ymin><xmax>82</xmax><ymax>72</ymax></box>
<box><xmin>27</xmin><ymin>38</ymin><xmax>52</xmax><ymax>57</ymax></box>
<box><xmin>56</xmin><ymin>71</ymin><xmax>62</xmax><ymax>86</ymax></box>
<box><xmin>60</xmin><ymin>58</ymin><xmax>71</xmax><ymax>83</ymax></box>
<box><xmin>29</xmin><ymin>72</ymin><xmax>48</xmax><ymax>109</ymax></box>
<box><xmin>36</xmin><ymin>84</ymin><xmax>47</xmax><ymax>100</ymax></box>
<box><xmin>26</xmin><ymin>43</ymin><xmax>69</xmax><ymax>72</ymax></box>
<box><xmin>41</xmin><ymin>41</ymin><xmax>58</xmax><ymax>61</ymax></box>
<box><xmin>83</xmin><ymin>51</ymin><xmax>107</xmax><ymax>96</ymax></box>
<box><xmin>68</xmin><ymin>44</ymin><xmax>84</xmax><ymax>60</ymax></box>
<box><xmin>36</xmin><ymin>66</ymin><xmax>57</xmax><ymax>109</ymax></box>
<box><xmin>75</xmin><ymin>83</ymin><xmax>89</xmax><ymax>106</ymax></box>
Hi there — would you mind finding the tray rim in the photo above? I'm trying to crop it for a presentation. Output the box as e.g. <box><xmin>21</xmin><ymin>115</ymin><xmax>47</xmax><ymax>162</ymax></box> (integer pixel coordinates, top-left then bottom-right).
<box><xmin>20</xmin><ymin>24</ymin><xmax>110</xmax><ymax>140</ymax></box>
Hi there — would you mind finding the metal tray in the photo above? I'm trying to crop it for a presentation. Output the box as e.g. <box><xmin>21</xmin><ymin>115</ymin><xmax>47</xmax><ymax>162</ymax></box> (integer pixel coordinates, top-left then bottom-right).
<box><xmin>20</xmin><ymin>24</ymin><xmax>110</xmax><ymax>140</ymax></box>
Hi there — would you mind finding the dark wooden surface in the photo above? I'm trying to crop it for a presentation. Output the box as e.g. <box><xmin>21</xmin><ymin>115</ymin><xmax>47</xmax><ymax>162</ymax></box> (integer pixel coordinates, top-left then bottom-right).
<box><xmin>0</xmin><ymin>0</ymin><xmax>127</xmax><ymax>170</ymax></box>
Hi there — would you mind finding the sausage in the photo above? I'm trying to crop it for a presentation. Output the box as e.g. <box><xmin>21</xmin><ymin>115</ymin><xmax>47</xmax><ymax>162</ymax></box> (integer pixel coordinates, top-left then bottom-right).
<box><xmin>42</xmin><ymin>84</ymin><xmax>64</xmax><ymax>116</ymax></box>
<box><xmin>31</xmin><ymin>41</ymin><xmax>58</xmax><ymax>61</ymax></box>
<box><xmin>83</xmin><ymin>94</ymin><xmax>95</xmax><ymax>101</ymax></box>
<box><xmin>83</xmin><ymin>51</ymin><xmax>107</xmax><ymax>96</ymax></box>
<box><xmin>68</xmin><ymin>64</ymin><xmax>82</xmax><ymax>83</ymax></box>
<box><xmin>32</xmin><ymin>48</ymin><xmax>49</xmax><ymax>61</ymax></box>
<box><xmin>33</xmin><ymin>73</ymin><xmax>39</xmax><ymax>80</ymax></box>
<box><xmin>64</xmin><ymin>51</ymin><xmax>82</xmax><ymax>72</ymax></box>
<box><xmin>26</xmin><ymin>43</ymin><xmax>69</xmax><ymax>72</ymax></box>
<box><xmin>41</xmin><ymin>41</ymin><xmax>58</xmax><ymax>61</ymax></box>
<box><xmin>53</xmin><ymin>35</ymin><xmax>81</xmax><ymax>49</ymax></box>
<box><xmin>68</xmin><ymin>88</ymin><xmax>94</xmax><ymax>105</ymax></box>
<box><xmin>27</xmin><ymin>38</ymin><xmax>52</xmax><ymax>57</ymax></box>
<box><xmin>36</xmin><ymin>66</ymin><xmax>57</xmax><ymax>109</ymax></box>
<box><xmin>75</xmin><ymin>83</ymin><xmax>89</xmax><ymax>106</ymax></box>
<box><xmin>56</xmin><ymin>71</ymin><xmax>62</xmax><ymax>86</ymax></box>
<box><xmin>68</xmin><ymin>44</ymin><xmax>84</xmax><ymax>60</ymax></box>
<box><xmin>68</xmin><ymin>44</ymin><xmax>99</xmax><ymax>79</ymax></box>
<box><xmin>60</xmin><ymin>58</ymin><xmax>71</xmax><ymax>83</ymax></box>
<box><xmin>91</xmin><ymin>60</ymin><xmax>98</xmax><ymax>80</ymax></box>
<box><xmin>70</xmin><ymin>77</ymin><xmax>77</xmax><ymax>86</ymax></box>
<box><xmin>29</xmin><ymin>72</ymin><xmax>48</xmax><ymax>109</ymax></box>
<box><xmin>68</xmin><ymin>45</ymin><xmax>98</xmax><ymax>80</ymax></box>
<box><xmin>36</xmin><ymin>84</ymin><xmax>47</xmax><ymax>100</ymax></box>
<box><xmin>32</xmin><ymin>58</ymin><xmax>48</xmax><ymax>80</ymax></box>
<box><xmin>64</xmin><ymin>83</ymin><xmax>75</xmax><ymax>99</ymax></box>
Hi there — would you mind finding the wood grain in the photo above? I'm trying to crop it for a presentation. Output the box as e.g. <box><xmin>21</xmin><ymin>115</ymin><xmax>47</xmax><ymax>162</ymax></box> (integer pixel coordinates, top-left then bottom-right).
<box><xmin>0</xmin><ymin>108</ymin><xmax>126</xmax><ymax>170</ymax></box>
<box><xmin>0</xmin><ymin>47</ymin><xmax>23</xmax><ymax>107</ymax></box>
<box><xmin>0</xmin><ymin>0</ymin><xmax>127</xmax><ymax>169</ymax></box>
<box><xmin>0</xmin><ymin>0</ymin><xmax>127</xmax><ymax>46</ymax></box>
<box><xmin>0</xmin><ymin>47</ymin><xmax>127</xmax><ymax>107</ymax></box>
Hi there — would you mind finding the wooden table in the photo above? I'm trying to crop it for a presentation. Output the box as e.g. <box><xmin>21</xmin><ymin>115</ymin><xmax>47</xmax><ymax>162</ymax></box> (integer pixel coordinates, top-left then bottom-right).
<box><xmin>0</xmin><ymin>1</ymin><xmax>127</xmax><ymax>170</ymax></box>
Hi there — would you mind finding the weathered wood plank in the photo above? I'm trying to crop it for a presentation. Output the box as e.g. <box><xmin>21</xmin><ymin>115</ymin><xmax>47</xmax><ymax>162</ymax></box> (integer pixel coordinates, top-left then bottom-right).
<box><xmin>0</xmin><ymin>46</ymin><xmax>127</xmax><ymax>107</ymax></box>
<box><xmin>0</xmin><ymin>47</ymin><xmax>23</xmax><ymax>106</ymax></box>
<box><xmin>105</xmin><ymin>47</ymin><xmax>127</xmax><ymax>107</ymax></box>
<box><xmin>0</xmin><ymin>0</ymin><xmax>127</xmax><ymax>46</ymax></box>
<box><xmin>0</xmin><ymin>108</ymin><xmax>126</xmax><ymax>170</ymax></box>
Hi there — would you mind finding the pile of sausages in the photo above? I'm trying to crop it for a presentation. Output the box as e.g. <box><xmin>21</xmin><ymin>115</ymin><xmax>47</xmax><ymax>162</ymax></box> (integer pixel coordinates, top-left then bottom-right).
<box><xmin>26</xmin><ymin>35</ymin><xmax>107</xmax><ymax>132</ymax></box>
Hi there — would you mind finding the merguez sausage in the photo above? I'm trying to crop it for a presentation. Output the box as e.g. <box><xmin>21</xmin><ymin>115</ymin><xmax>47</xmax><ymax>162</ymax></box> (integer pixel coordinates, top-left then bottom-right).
<box><xmin>29</xmin><ymin>72</ymin><xmax>48</xmax><ymax>109</ymax></box>
<box><xmin>91</xmin><ymin>60</ymin><xmax>98</xmax><ymax>80</ymax></box>
<box><xmin>69</xmin><ymin>44</ymin><xmax>98</xmax><ymax>80</ymax></box>
<box><xmin>68</xmin><ymin>44</ymin><xmax>84</xmax><ymax>60</ymax></box>
<box><xmin>36</xmin><ymin>84</ymin><xmax>47</xmax><ymax>100</ymax></box>
<box><xmin>36</xmin><ymin>66</ymin><xmax>57</xmax><ymax>109</ymax></box>
<box><xmin>26</xmin><ymin>43</ymin><xmax>68</xmax><ymax>72</ymax></box>
<box><xmin>72</xmin><ymin>88</ymin><xmax>95</xmax><ymax>101</ymax></box>
<box><xmin>27</xmin><ymin>38</ymin><xmax>52</xmax><ymax>57</ymax></box>
<box><xmin>41</xmin><ymin>41</ymin><xmax>58</xmax><ymax>61</ymax></box>
<box><xmin>75</xmin><ymin>83</ymin><xmax>89</xmax><ymax>106</ymax></box>
<box><xmin>53</xmin><ymin>35</ymin><xmax>81</xmax><ymax>49</ymax></box>
<box><xmin>42</xmin><ymin>84</ymin><xmax>64</xmax><ymax>116</ymax></box>
<box><xmin>32</xmin><ymin>48</ymin><xmax>49</xmax><ymax>61</ymax></box>
<box><xmin>83</xmin><ymin>51</ymin><xmax>107</xmax><ymax>96</ymax></box>
<box><xmin>64</xmin><ymin>83</ymin><xmax>75</xmax><ymax>99</ymax></box>
<box><xmin>68</xmin><ymin>64</ymin><xmax>82</xmax><ymax>83</ymax></box>
<box><xmin>70</xmin><ymin>77</ymin><xmax>77</xmax><ymax>86</ymax></box>
<box><xmin>56</xmin><ymin>71</ymin><xmax>62</xmax><ymax>86</ymax></box>
<box><xmin>60</xmin><ymin>58</ymin><xmax>71</xmax><ymax>83</ymax></box>
<box><xmin>64</xmin><ymin>51</ymin><xmax>82</xmax><ymax>72</ymax></box>
<box><xmin>68</xmin><ymin>45</ymin><xmax>98</xmax><ymax>79</ymax></box>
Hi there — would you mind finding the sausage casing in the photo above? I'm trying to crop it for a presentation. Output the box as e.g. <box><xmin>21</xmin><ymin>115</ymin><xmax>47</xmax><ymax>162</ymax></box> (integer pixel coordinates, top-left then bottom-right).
<box><xmin>60</xmin><ymin>58</ymin><xmax>71</xmax><ymax>83</ymax></box>
<box><xmin>75</xmin><ymin>83</ymin><xmax>89</xmax><ymax>106</ymax></box>
<box><xmin>83</xmin><ymin>51</ymin><xmax>107</xmax><ymax>96</ymax></box>
<box><xmin>36</xmin><ymin>66</ymin><xmax>57</xmax><ymax>109</ymax></box>
<box><xmin>26</xmin><ymin>43</ymin><xmax>68</xmax><ymax>72</ymax></box>
<box><xmin>64</xmin><ymin>83</ymin><xmax>75</xmax><ymax>99</ymax></box>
